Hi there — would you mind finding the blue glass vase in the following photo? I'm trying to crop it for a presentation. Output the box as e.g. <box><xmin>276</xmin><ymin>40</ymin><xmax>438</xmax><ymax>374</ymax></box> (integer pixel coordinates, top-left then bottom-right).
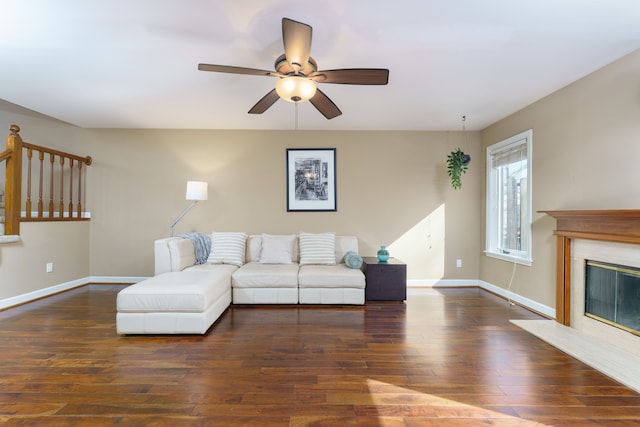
<box><xmin>377</xmin><ymin>245</ymin><xmax>389</xmax><ymax>263</ymax></box>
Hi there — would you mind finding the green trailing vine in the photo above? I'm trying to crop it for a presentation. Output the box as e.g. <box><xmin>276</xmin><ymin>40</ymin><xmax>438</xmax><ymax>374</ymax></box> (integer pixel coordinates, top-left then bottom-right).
<box><xmin>447</xmin><ymin>148</ymin><xmax>470</xmax><ymax>189</ymax></box>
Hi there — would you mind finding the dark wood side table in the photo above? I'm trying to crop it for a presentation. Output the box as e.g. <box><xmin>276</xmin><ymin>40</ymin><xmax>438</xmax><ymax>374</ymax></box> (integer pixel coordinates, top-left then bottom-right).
<box><xmin>361</xmin><ymin>257</ymin><xmax>407</xmax><ymax>301</ymax></box>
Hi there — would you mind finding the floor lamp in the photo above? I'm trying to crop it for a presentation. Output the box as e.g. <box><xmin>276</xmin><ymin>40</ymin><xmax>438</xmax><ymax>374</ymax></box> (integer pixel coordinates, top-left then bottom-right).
<box><xmin>169</xmin><ymin>180</ymin><xmax>208</xmax><ymax>237</ymax></box>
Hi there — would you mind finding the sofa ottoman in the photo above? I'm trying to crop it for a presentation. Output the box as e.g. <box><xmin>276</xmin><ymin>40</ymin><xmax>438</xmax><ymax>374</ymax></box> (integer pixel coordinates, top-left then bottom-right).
<box><xmin>116</xmin><ymin>268</ymin><xmax>234</xmax><ymax>334</ymax></box>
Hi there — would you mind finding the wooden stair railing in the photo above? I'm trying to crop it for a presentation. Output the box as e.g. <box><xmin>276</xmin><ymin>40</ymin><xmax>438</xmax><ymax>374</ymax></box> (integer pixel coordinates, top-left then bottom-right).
<box><xmin>2</xmin><ymin>124</ymin><xmax>92</xmax><ymax>236</ymax></box>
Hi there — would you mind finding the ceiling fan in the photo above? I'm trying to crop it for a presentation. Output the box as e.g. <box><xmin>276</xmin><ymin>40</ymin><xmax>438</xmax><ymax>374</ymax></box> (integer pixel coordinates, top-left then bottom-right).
<box><xmin>198</xmin><ymin>18</ymin><xmax>389</xmax><ymax>119</ymax></box>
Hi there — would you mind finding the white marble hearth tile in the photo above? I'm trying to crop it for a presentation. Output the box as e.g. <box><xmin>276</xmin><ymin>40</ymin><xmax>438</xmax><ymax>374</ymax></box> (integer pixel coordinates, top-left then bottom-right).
<box><xmin>511</xmin><ymin>319</ymin><xmax>640</xmax><ymax>394</ymax></box>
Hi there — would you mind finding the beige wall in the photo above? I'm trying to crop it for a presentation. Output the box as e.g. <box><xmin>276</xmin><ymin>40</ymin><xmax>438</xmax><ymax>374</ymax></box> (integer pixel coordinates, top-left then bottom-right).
<box><xmin>85</xmin><ymin>129</ymin><xmax>482</xmax><ymax>280</ymax></box>
<box><xmin>480</xmin><ymin>49</ymin><xmax>640</xmax><ymax>308</ymax></box>
<box><xmin>0</xmin><ymin>101</ymin><xmax>90</xmax><ymax>300</ymax></box>
<box><xmin>1</xmin><ymin>98</ymin><xmax>483</xmax><ymax>301</ymax></box>
<box><xmin>0</xmin><ymin>222</ymin><xmax>90</xmax><ymax>300</ymax></box>
<box><xmin>3</xmin><ymin>48</ymin><xmax>639</xmax><ymax>308</ymax></box>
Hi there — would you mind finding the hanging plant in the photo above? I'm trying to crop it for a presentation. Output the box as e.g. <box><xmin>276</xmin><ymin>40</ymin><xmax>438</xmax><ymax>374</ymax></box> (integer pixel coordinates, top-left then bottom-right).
<box><xmin>447</xmin><ymin>148</ymin><xmax>471</xmax><ymax>189</ymax></box>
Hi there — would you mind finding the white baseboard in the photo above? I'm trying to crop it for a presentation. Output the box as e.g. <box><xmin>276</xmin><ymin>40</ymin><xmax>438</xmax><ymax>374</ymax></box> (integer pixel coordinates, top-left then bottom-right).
<box><xmin>0</xmin><ymin>276</ymin><xmax>148</xmax><ymax>310</ymax></box>
<box><xmin>478</xmin><ymin>280</ymin><xmax>556</xmax><ymax>319</ymax></box>
<box><xmin>0</xmin><ymin>277</ymin><xmax>88</xmax><ymax>310</ymax></box>
<box><xmin>1</xmin><ymin>276</ymin><xmax>554</xmax><ymax>320</ymax></box>
<box><xmin>408</xmin><ymin>279</ymin><xmax>555</xmax><ymax>319</ymax></box>
<box><xmin>408</xmin><ymin>279</ymin><xmax>479</xmax><ymax>287</ymax></box>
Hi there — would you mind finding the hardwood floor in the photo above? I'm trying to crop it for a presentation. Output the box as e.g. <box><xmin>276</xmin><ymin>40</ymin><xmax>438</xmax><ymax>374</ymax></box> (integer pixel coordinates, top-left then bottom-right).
<box><xmin>0</xmin><ymin>285</ymin><xmax>639</xmax><ymax>426</ymax></box>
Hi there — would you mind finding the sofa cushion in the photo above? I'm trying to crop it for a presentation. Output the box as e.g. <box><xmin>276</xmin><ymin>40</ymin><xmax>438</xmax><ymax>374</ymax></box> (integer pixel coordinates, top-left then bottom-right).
<box><xmin>178</xmin><ymin>232</ymin><xmax>211</xmax><ymax>264</ymax></box>
<box><xmin>117</xmin><ymin>269</ymin><xmax>235</xmax><ymax>312</ymax></box>
<box><xmin>298</xmin><ymin>264</ymin><xmax>365</xmax><ymax>288</ymax></box>
<box><xmin>259</xmin><ymin>234</ymin><xmax>296</xmax><ymax>264</ymax></box>
<box><xmin>299</xmin><ymin>232</ymin><xmax>336</xmax><ymax>265</ymax></box>
<box><xmin>232</xmin><ymin>262</ymin><xmax>299</xmax><ymax>288</ymax></box>
<box><xmin>207</xmin><ymin>232</ymin><xmax>247</xmax><ymax>267</ymax></box>
<box><xmin>335</xmin><ymin>236</ymin><xmax>359</xmax><ymax>263</ymax></box>
<box><xmin>246</xmin><ymin>234</ymin><xmax>300</xmax><ymax>263</ymax></box>
<box><xmin>169</xmin><ymin>238</ymin><xmax>196</xmax><ymax>271</ymax></box>
<box><xmin>246</xmin><ymin>235</ymin><xmax>263</xmax><ymax>263</ymax></box>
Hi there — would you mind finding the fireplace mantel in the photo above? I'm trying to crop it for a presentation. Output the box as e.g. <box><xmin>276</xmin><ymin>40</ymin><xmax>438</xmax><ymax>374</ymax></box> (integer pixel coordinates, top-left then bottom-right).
<box><xmin>540</xmin><ymin>209</ymin><xmax>640</xmax><ymax>325</ymax></box>
<box><xmin>541</xmin><ymin>209</ymin><xmax>640</xmax><ymax>244</ymax></box>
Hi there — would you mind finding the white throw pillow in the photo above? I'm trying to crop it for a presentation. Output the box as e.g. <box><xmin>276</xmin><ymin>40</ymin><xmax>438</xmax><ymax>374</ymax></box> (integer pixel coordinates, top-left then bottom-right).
<box><xmin>260</xmin><ymin>234</ymin><xmax>296</xmax><ymax>264</ymax></box>
<box><xmin>299</xmin><ymin>232</ymin><xmax>336</xmax><ymax>265</ymax></box>
<box><xmin>207</xmin><ymin>232</ymin><xmax>247</xmax><ymax>267</ymax></box>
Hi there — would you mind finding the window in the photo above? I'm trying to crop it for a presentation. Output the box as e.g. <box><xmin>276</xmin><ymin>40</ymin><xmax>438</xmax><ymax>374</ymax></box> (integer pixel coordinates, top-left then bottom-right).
<box><xmin>486</xmin><ymin>129</ymin><xmax>532</xmax><ymax>265</ymax></box>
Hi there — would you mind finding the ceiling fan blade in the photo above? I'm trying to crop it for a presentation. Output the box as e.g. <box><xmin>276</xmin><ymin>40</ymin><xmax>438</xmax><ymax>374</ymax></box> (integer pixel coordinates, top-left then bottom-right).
<box><xmin>311</xmin><ymin>69</ymin><xmax>389</xmax><ymax>85</ymax></box>
<box><xmin>198</xmin><ymin>63</ymin><xmax>276</xmax><ymax>77</ymax></box>
<box><xmin>248</xmin><ymin>89</ymin><xmax>280</xmax><ymax>114</ymax></box>
<box><xmin>309</xmin><ymin>89</ymin><xmax>342</xmax><ymax>119</ymax></box>
<box><xmin>282</xmin><ymin>18</ymin><xmax>312</xmax><ymax>74</ymax></box>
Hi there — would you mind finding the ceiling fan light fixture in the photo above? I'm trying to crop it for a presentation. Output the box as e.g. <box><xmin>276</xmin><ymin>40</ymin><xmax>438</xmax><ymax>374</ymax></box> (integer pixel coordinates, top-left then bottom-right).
<box><xmin>275</xmin><ymin>76</ymin><xmax>317</xmax><ymax>103</ymax></box>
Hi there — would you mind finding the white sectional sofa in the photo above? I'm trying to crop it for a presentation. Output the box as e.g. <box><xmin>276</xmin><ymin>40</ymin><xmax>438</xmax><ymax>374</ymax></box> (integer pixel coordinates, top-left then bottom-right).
<box><xmin>116</xmin><ymin>232</ymin><xmax>365</xmax><ymax>334</ymax></box>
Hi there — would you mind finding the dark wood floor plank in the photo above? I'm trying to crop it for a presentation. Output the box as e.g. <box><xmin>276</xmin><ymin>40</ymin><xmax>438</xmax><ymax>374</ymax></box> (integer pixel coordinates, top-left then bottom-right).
<box><xmin>0</xmin><ymin>285</ymin><xmax>638</xmax><ymax>425</ymax></box>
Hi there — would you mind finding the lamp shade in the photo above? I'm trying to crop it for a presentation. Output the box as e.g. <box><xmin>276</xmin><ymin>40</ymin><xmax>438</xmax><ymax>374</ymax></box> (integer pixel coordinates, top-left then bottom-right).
<box><xmin>275</xmin><ymin>76</ymin><xmax>317</xmax><ymax>103</ymax></box>
<box><xmin>185</xmin><ymin>181</ymin><xmax>208</xmax><ymax>201</ymax></box>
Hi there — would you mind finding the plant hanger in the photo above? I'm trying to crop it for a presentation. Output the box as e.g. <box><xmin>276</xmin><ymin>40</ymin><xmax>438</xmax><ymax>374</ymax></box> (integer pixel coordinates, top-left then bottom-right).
<box><xmin>446</xmin><ymin>116</ymin><xmax>471</xmax><ymax>189</ymax></box>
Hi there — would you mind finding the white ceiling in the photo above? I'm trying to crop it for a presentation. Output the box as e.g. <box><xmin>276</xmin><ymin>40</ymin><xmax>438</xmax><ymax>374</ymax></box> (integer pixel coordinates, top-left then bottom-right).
<box><xmin>2</xmin><ymin>0</ymin><xmax>640</xmax><ymax>131</ymax></box>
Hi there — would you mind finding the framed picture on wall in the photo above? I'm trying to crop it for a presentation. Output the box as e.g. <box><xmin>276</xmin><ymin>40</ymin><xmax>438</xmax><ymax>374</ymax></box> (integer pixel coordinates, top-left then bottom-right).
<box><xmin>286</xmin><ymin>148</ymin><xmax>336</xmax><ymax>212</ymax></box>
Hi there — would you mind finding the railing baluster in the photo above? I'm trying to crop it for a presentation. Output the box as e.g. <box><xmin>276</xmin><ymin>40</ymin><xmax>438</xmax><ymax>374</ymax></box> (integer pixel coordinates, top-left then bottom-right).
<box><xmin>68</xmin><ymin>159</ymin><xmax>74</xmax><ymax>218</ymax></box>
<box><xmin>49</xmin><ymin>153</ymin><xmax>55</xmax><ymax>218</ymax></box>
<box><xmin>77</xmin><ymin>162</ymin><xmax>83</xmax><ymax>217</ymax></box>
<box><xmin>26</xmin><ymin>148</ymin><xmax>32</xmax><ymax>219</ymax></box>
<box><xmin>38</xmin><ymin>150</ymin><xmax>44</xmax><ymax>218</ymax></box>
<box><xmin>59</xmin><ymin>157</ymin><xmax>65</xmax><ymax>218</ymax></box>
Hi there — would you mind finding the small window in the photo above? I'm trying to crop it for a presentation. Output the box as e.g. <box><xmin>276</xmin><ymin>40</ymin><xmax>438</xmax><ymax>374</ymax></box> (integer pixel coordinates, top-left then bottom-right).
<box><xmin>486</xmin><ymin>129</ymin><xmax>532</xmax><ymax>265</ymax></box>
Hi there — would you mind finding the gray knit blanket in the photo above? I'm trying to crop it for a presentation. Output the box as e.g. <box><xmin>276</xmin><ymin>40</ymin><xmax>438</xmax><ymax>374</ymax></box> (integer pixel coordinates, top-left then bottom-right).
<box><xmin>178</xmin><ymin>232</ymin><xmax>211</xmax><ymax>265</ymax></box>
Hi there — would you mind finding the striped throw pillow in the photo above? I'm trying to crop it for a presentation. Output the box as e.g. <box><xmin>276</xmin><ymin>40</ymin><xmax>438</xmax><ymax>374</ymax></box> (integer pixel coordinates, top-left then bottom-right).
<box><xmin>299</xmin><ymin>232</ymin><xmax>336</xmax><ymax>265</ymax></box>
<box><xmin>207</xmin><ymin>232</ymin><xmax>247</xmax><ymax>267</ymax></box>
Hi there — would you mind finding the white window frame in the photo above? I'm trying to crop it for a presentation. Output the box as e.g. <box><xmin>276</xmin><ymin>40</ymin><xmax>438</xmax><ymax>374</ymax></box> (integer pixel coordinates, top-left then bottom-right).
<box><xmin>485</xmin><ymin>129</ymin><xmax>533</xmax><ymax>266</ymax></box>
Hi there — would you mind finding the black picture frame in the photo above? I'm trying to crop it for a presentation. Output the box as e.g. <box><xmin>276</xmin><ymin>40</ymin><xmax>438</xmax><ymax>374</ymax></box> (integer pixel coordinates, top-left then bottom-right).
<box><xmin>286</xmin><ymin>148</ymin><xmax>336</xmax><ymax>212</ymax></box>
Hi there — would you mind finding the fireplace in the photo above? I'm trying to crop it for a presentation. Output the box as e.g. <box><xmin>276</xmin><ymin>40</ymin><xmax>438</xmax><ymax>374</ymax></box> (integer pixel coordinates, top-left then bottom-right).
<box><xmin>541</xmin><ymin>209</ymin><xmax>640</xmax><ymax>358</ymax></box>
<box><xmin>511</xmin><ymin>210</ymin><xmax>640</xmax><ymax>392</ymax></box>
<box><xmin>585</xmin><ymin>260</ymin><xmax>640</xmax><ymax>335</ymax></box>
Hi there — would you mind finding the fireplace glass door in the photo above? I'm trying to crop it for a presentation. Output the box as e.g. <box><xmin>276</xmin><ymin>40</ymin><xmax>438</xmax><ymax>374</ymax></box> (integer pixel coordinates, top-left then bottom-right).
<box><xmin>585</xmin><ymin>261</ymin><xmax>640</xmax><ymax>335</ymax></box>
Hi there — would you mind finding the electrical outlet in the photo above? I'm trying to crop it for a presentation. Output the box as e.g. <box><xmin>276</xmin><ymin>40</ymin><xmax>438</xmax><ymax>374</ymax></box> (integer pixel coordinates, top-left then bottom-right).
<box><xmin>46</xmin><ymin>262</ymin><xmax>53</xmax><ymax>273</ymax></box>
<box><xmin>456</xmin><ymin>259</ymin><xmax>462</xmax><ymax>268</ymax></box>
